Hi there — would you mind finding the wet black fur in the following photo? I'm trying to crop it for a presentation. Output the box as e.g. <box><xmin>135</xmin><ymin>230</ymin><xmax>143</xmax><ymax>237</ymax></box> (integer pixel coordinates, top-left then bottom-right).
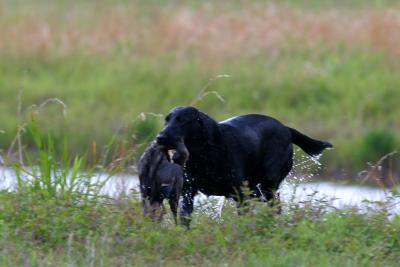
<box><xmin>156</xmin><ymin>106</ymin><xmax>332</xmax><ymax>227</ymax></box>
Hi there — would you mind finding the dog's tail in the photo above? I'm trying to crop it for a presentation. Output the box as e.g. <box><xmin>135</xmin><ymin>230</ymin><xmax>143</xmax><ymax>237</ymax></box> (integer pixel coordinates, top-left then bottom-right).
<box><xmin>289</xmin><ymin>127</ymin><xmax>333</xmax><ymax>156</ymax></box>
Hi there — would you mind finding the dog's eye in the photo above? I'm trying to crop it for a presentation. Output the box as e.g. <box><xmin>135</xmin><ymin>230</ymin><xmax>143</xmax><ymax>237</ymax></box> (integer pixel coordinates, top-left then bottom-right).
<box><xmin>176</xmin><ymin>116</ymin><xmax>182</xmax><ymax>122</ymax></box>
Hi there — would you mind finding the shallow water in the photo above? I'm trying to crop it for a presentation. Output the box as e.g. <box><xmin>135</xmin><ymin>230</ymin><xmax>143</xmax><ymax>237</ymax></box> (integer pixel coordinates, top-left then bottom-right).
<box><xmin>1</xmin><ymin>167</ymin><xmax>399</xmax><ymax>214</ymax></box>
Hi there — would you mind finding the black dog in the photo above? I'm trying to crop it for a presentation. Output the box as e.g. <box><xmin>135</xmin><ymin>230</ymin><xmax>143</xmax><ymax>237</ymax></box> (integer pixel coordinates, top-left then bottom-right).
<box><xmin>156</xmin><ymin>106</ymin><xmax>332</xmax><ymax>226</ymax></box>
<box><xmin>138</xmin><ymin>142</ymin><xmax>188</xmax><ymax>224</ymax></box>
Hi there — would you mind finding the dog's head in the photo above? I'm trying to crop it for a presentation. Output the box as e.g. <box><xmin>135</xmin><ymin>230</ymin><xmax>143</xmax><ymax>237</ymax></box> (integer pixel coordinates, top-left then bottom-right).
<box><xmin>156</xmin><ymin>106</ymin><xmax>219</xmax><ymax>151</ymax></box>
<box><xmin>156</xmin><ymin>106</ymin><xmax>202</xmax><ymax>147</ymax></box>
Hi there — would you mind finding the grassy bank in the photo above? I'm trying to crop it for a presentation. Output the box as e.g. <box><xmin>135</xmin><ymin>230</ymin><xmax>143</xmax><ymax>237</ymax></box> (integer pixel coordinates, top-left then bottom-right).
<box><xmin>0</xmin><ymin>133</ymin><xmax>399</xmax><ymax>266</ymax></box>
<box><xmin>1</xmin><ymin>0</ymin><xmax>399</xmax><ymax>178</ymax></box>
<box><xmin>1</xmin><ymin>193</ymin><xmax>399</xmax><ymax>266</ymax></box>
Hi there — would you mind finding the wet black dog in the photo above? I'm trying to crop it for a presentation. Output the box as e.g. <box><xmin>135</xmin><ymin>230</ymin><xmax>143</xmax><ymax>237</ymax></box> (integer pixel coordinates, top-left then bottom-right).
<box><xmin>156</xmin><ymin>106</ymin><xmax>332</xmax><ymax>227</ymax></box>
<box><xmin>138</xmin><ymin>141</ymin><xmax>188</xmax><ymax>223</ymax></box>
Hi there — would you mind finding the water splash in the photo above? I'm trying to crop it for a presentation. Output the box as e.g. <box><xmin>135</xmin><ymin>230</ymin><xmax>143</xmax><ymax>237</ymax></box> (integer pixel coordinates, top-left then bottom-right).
<box><xmin>286</xmin><ymin>149</ymin><xmax>323</xmax><ymax>185</ymax></box>
<box><xmin>280</xmin><ymin>148</ymin><xmax>326</xmax><ymax>207</ymax></box>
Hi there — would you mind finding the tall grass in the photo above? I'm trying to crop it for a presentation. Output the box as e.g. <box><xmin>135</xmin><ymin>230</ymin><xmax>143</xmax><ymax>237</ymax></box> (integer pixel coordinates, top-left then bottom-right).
<box><xmin>2</xmin><ymin>122</ymin><xmax>114</xmax><ymax>246</ymax></box>
<box><xmin>14</xmin><ymin>122</ymin><xmax>108</xmax><ymax>202</ymax></box>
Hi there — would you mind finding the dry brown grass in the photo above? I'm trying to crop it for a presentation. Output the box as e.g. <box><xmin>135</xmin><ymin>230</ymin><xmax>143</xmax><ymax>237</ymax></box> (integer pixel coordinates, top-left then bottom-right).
<box><xmin>1</xmin><ymin>3</ymin><xmax>400</xmax><ymax>62</ymax></box>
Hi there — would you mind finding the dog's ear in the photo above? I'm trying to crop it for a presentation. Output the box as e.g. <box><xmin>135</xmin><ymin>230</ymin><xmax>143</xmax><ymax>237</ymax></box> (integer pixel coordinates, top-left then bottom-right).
<box><xmin>197</xmin><ymin>111</ymin><xmax>215</xmax><ymax>127</ymax></box>
<box><xmin>196</xmin><ymin>111</ymin><xmax>205</xmax><ymax>127</ymax></box>
<box><xmin>196</xmin><ymin>111</ymin><xmax>221</xmax><ymax>144</ymax></box>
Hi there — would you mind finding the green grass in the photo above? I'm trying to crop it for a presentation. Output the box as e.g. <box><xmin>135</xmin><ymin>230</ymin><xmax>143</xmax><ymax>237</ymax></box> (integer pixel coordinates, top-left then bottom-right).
<box><xmin>0</xmin><ymin>128</ymin><xmax>399</xmax><ymax>266</ymax></box>
<box><xmin>1</xmin><ymin>197</ymin><xmax>399</xmax><ymax>266</ymax></box>
<box><xmin>2</xmin><ymin>109</ymin><xmax>397</xmax><ymax>265</ymax></box>
<box><xmin>1</xmin><ymin>179</ymin><xmax>400</xmax><ymax>266</ymax></box>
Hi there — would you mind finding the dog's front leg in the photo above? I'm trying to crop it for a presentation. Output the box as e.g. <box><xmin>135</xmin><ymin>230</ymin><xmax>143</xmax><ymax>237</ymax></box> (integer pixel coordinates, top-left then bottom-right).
<box><xmin>180</xmin><ymin>187</ymin><xmax>196</xmax><ymax>229</ymax></box>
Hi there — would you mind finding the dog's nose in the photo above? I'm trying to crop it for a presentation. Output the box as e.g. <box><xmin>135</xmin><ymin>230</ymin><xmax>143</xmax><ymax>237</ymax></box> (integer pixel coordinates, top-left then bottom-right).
<box><xmin>156</xmin><ymin>134</ymin><xmax>167</xmax><ymax>145</ymax></box>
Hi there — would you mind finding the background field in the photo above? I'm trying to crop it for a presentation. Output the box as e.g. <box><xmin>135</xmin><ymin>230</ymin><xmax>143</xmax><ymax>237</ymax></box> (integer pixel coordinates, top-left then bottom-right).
<box><xmin>1</xmin><ymin>1</ymin><xmax>400</xmax><ymax>178</ymax></box>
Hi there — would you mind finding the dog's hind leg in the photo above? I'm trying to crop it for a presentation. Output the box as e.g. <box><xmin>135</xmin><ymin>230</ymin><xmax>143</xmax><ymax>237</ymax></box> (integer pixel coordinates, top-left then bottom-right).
<box><xmin>258</xmin><ymin>144</ymin><xmax>293</xmax><ymax>212</ymax></box>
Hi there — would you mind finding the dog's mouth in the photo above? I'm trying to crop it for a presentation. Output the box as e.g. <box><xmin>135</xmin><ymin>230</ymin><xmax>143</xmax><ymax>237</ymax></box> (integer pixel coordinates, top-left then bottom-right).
<box><xmin>156</xmin><ymin>133</ymin><xmax>181</xmax><ymax>147</ymax></box>
<box><xmin>173</xmin><ymin>139</ymin><xmax>189</xmax><ymax>165</ymax></box>
<box><xmin>156</xmin><ymin>135</ymin><xmax>189</xmax><ymax>164</ymax></box>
